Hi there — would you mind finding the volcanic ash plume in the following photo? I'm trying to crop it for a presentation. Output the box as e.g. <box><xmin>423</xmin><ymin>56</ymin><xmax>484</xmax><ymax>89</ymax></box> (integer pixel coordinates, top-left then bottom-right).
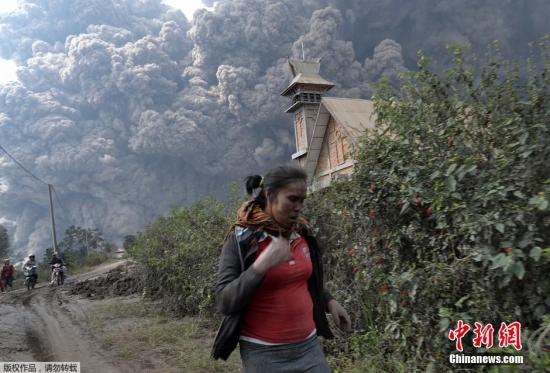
<box><xmin>0</xmin><ymin>0</ymin><xmax>547</xmax><ymax>257</ymax></box>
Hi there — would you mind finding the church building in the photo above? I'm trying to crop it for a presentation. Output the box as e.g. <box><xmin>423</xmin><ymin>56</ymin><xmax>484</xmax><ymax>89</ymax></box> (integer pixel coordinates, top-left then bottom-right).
<box><xmin>282</xmin><ymin>58</ymin><xmax>376</xmax><ymax>190</ymax></box>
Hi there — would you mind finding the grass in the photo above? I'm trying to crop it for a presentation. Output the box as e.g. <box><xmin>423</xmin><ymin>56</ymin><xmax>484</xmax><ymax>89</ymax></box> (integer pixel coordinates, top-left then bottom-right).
<box><xmin>86</xmin><ymin>297</ymin><xmax>242</xmax><ymax>373</ymax></box>
<box><xmin>83</xmin><ymin>297</ymin><xmax>402</xmax><ymax>373</ymax></box>
<box><xmin>67</xmin><ymin>256</ymin><xmax>117</xmax><ymax>275</ymax></box>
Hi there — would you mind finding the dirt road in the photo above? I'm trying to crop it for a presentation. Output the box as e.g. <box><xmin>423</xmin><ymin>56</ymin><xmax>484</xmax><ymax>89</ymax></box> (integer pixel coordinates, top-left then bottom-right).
<box><xmin>0</xmin><ymin>261</ymin><xmax>135</xmax><ymax>373</ymax></box>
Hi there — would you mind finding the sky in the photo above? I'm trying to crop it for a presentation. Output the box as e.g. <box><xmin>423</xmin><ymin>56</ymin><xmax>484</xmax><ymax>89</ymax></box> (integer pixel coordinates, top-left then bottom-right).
<box><xmin>0</xmin><ymin>0</ymin><xmax>18</xmax><ymax>83</ymax></box>
<box><xmin>0</xmin><ymin>0</ymin><xmax>210</xmax><ymax>84</ymax></box>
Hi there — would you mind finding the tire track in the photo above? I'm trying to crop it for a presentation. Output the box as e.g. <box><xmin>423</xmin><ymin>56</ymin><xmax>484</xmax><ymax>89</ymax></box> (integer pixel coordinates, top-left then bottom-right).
<box><xmin>0</xmin><ymin>263</ymin><xmax>133</xmax><ymax>372</ymax></box>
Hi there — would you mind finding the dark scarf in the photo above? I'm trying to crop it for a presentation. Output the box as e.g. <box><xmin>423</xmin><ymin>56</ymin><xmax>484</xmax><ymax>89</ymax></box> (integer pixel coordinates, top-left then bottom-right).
<box><xmin>227</xmin><ymin>200</ymin><xmax>308</xmax><ymax>239</ymax></box>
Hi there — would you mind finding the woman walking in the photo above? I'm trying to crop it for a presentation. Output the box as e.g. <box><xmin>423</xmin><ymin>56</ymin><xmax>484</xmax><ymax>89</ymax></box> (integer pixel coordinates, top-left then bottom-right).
<box><xmin>1</xmin><ymin>259</ymin><xmax>15</xmax><ymax>292</ymax></box>
<box><xmin>212</xmin><ymin>165</ymin><xmax>350</xmax><ymax>372</ymax></box>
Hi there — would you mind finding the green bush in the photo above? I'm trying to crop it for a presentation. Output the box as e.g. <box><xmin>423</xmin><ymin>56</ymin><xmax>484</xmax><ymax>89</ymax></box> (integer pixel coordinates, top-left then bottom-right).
<box><xmin>305</xmin><ymin>41</ymin><xmax>550</xmax><ymax>371</ymax></box>
<box><xmin>82</xmin><ymin>252</ymin><xmax>110</xmax><ymax>267</ymax></box>
<box><xmin>128</xmin><ymin>195</ymin><xmax>236</xmax><ymax>316</ymax></box>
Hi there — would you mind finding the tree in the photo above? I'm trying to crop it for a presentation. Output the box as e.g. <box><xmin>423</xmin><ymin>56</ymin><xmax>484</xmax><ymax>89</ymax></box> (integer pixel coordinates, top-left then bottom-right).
<box><xmin>42</xmin><ymin>247</ymin><xmax>54</xmax><ymax>264</ymax></box>
<box><xmin>57</xmin><ymin>225</ymin><xmax>107</xmax><ymax>265</ymax></box>
<box><xmin>0</xmin><ymin>224</ymin><xmax>9</xmax><ymax>259</ymax></box>
<box><xmin>123</xmin><ymin>235</ymin><xmax>137</xmax><ymax>252</ymax></box>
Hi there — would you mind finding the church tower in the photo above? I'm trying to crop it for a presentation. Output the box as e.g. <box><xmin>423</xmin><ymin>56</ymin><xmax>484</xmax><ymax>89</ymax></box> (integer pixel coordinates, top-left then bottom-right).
<box><xmin>281</xmin><ymin>59</ymin><xmax>334</xmax><ymax>167</ymax></box>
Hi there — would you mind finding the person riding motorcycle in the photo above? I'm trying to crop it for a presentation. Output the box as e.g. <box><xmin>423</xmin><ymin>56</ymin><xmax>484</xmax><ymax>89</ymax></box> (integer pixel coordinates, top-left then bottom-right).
<box><xmin>24</xmin><ymin>254</ymin><xmax>37</xmax><ymax>268</ymax></box>
<box><xmin>48</xmin><ymin>252</ymin><xmax>65</xmax><ymax>284</ymax></box>
<box><xmin>24</xmin><ymin>254</ymin><xmax>38</xmax><ymax>288</ymax></box>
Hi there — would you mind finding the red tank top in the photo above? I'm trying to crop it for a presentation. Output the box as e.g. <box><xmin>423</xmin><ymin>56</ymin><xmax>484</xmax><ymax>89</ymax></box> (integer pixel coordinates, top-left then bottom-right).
<box><xmin>240</xmin><ymin>235</ymin><xmax>315</xmax><ymax>344</ymax></box>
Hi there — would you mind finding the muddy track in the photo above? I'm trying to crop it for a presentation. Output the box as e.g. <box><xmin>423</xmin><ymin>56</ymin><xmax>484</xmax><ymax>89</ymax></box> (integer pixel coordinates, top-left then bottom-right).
<box><xmin>0</xmin><ymin>262</ymin><xmax>135</xmax><ymax>373</ymax></box>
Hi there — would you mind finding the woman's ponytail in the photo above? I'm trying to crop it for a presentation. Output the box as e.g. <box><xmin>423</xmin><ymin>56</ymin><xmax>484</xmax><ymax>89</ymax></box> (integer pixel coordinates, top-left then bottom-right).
<box><xmin>244</xmin><ymin>174</ymin><xmax>266</xmax><ymax>208</ymax></box>
<box><xmin>244</xmin><ymin>175</ymin><xmax>262</xmax><ymax>195</ymax></box>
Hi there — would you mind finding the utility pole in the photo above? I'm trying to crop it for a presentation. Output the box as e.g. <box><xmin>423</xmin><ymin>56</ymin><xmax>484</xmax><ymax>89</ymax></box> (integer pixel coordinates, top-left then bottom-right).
<box><xmin>48</xmin><ymin>184</ymin><xmax>58</xmax><ymax>253</ymax></box>
<box><xmin>85</xmin><ymin>229</ymin><xmax>89</xmax><ymax>256</ymax></box>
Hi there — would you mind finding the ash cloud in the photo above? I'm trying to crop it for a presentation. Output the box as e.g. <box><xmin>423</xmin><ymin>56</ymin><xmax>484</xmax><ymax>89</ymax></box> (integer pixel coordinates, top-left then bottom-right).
<box><xmin>0</xmin><ymin>0</ymin><xmax>548</xmax><ymax>257</ymax></box>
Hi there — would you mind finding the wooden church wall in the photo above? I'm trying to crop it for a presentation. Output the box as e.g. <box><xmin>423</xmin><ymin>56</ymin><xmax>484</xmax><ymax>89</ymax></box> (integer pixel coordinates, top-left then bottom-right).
<box><xmin>314</xmin><ymin>116</ymin><xmax>354</xmax><ymax>181</ymax></box>
<box><xmin>295</xmin><ymin>111</ymin><xmax>306</xmax><ymax>153</ymax></box>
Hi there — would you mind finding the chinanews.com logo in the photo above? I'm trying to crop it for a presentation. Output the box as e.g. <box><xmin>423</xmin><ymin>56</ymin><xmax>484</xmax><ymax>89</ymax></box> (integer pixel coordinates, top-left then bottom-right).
<box><xmin>448</xmin><ymin>320</ymin><xmax>524</xmax><ymax>365</ymax></box>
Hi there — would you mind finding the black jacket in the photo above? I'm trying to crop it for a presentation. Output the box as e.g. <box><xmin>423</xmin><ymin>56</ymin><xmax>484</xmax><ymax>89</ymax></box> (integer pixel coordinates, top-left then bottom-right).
<box><xmin>212</xmin><ymin>225</ymin><xmax>334</xmax><ymax>360</ymax></box>
<box><xmin>49</xmin><ymin>257</ymin><xmax>64</xmax><ymax>266</ymax></box>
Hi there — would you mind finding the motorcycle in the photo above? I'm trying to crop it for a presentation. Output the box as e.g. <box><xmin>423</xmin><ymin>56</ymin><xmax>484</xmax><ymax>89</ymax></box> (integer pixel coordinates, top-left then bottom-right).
<box><xmin>51</xmin><ymin>263</ymin><xmax>66</xmax><ymax>286</ymax></box>
<box><xmin>24</xmin><ymin>265</ymin><xmax>38</xmax><ymax>290</ymax></box>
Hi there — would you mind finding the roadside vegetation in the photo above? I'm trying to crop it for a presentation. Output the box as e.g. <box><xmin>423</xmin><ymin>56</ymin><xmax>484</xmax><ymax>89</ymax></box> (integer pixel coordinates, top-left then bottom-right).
<box><xmin>127</xmin><ymin>40</ymin><xmax>550</xmax><ymax>372</ymax></box>
<box><xmin>42</xmin><ymin>225</ymin><xmax>114</xmax><ymax>275</ymax></box>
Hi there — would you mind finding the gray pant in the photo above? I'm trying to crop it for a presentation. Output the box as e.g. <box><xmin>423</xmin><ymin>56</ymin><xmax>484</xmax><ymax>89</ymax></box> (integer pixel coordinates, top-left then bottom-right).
<box><xmin>239</xmin><ymin>335</ymin><xmax>331</xmax><ymax>373</ymax></box>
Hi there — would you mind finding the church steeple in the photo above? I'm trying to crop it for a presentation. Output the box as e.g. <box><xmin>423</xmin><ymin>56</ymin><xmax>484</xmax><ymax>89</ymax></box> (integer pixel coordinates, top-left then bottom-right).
<box><xmin>281</xmin><ymin>58</ymin><xmax>334</xmax><ymax>166</ymax></box>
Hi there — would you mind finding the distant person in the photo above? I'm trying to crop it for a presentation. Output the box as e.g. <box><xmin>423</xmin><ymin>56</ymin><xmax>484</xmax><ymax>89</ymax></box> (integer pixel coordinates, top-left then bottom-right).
<box><xmin>1</xmin><ymin>259</ymin><xmax>16</xmax><ymax>292</ymax></box>
<box><xmin>24</xmin><ymin>254</ymin><xmax>37</xmax><ymax>268</ymax></box>
<box><xmin>48</xmin><ymin>252</ymin><xmax>65</xmax><ymax>284</ymax></box>
<box><xmin>24</xmin><ymin>254</ymin><xmax>38</xmax><ymax>282</ymax></box>
<box><xmin>212</xmin><ymin>165</ymin><xmax>351</xmax><ymax>372</ymax></box>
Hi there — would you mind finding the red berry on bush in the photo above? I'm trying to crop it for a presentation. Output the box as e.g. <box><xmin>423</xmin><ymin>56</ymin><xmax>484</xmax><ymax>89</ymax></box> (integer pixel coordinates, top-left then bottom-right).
<box><xmin>505</xmin><ymin>247</ymin><xmax>513</xmax><ymax>255</ymax></box>
<box><xmin>426</xmin><ymin>207</ymin><xmax>433</xmax><ymax>215</ymax></box>
<box><xmin>342</xmin><ymin>211</ymin><xmax>350</xmax><ymax>220</ymax></box>
<box><xmin>368</xmin><ymin>210</ymin><xmax>377</xmax><ymax>217</ymax></box>
<box><xmin>415</xmin><ymin>196</ymin><xmax>422</xmax><ymax>206</ymax></box>
<box><xmin>448</xmin><ymin>138</ymin><xmax>455</xmax><ymax>147</ymax></box>
<box><xmin>398</xmin><ymin>200</ymin><xmax>405</xmax><ymax>207</ymax></box>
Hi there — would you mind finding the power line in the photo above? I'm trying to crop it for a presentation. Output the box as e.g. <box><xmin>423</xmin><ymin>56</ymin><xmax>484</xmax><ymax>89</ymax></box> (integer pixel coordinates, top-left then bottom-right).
<box><xmin>0</xmin><ymin>143</ymin><xmax>71</xmax><ymax>220</ymax></box>
<box><xmin>0</xmin><ymin>143</ymin><xmax>49</xmax><ymax>186</ymax></box>
<box><xmin>0</xmin><ymin>142</ymin><xmax>76</xmax><ymax>226</ymax></box>
<box><xmin>0</xmin><ymin>143</ymin><xmax>88</xmax><ymax>255</ymax></box>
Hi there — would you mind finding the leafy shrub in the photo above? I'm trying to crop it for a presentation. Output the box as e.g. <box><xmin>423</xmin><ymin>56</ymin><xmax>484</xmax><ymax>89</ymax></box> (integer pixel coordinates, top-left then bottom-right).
<box><xmin>128</xmin><ymin>195</ymin><xmax>235</xmax><ymax>316</ymax></box>
<box><xmin>82</xmin><ymin>252</ymin><xmax>110</xmax><ymax>267</ymax></box>
<box><xmin>305</xmin><ymin>41</ymin><xmax>550</xmax><ymax>371</ymax></box>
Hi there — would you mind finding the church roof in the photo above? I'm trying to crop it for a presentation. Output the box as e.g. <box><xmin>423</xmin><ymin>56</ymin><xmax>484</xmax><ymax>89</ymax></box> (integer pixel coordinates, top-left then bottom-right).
<box><xmin>289</xmin><ymin>59</ymin><xmax>321</xmax><ymax>76</ymax></box>
<box><xmin>303</xmin><ymin>97</ymin><xmax>376</xmax><ymax>179</ymax></box>
<box><xmin>321</xmin><ymin>97</ymin><xmax>376</xmax><ymax>143</ymax></box>
<box><xmin>281</xmin><ymin>59</ymin><xmax>334</xmax><ymax>96</ymax></box>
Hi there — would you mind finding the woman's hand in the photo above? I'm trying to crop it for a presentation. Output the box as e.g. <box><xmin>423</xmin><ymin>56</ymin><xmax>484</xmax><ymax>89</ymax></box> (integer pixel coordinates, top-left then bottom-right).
<box><xmin>252</xmin><ymin>234</ymin><xmax>293</xmax><ymax>275</ymax></box>
<box><xmin>328</xmin><ymin>299</ymin><xmax>352</xmax><ymax>332</ymax></box>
